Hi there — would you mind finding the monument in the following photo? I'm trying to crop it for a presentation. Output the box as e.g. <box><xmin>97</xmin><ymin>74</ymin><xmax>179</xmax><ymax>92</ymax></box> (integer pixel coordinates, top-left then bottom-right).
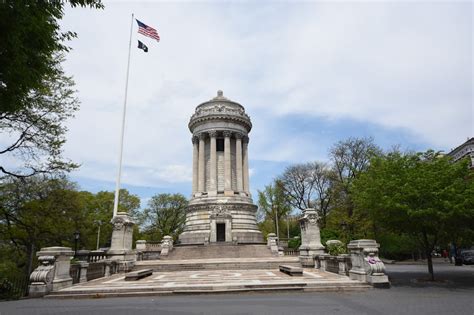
<box><xmin>178</xmin><ymin>91</ymin><xmax>264</xmax><ymax>245</ymax></box>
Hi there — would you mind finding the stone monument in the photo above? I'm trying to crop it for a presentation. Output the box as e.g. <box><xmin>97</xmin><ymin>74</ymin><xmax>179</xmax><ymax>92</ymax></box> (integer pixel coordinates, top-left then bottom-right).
<box><xmin>178</xmin><ymin>91</ymin><xmax>264</xmax><ymax>244</ymax></box>
<box><xmin>298</xmin><ymin>208</ymin><xmax>325</xmax><ymax>267</ymax></box>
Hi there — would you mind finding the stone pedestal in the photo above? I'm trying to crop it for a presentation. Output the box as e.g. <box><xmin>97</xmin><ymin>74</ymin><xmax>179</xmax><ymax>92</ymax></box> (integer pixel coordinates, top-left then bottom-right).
<box><xmin>160</xmin><ymin>236</ymin><xmax>173</xmax><ymax>256</ymax></box>
<box><xmin>107</xmin><ymin>212</ymin><xmax>135</xmax><ymax>261</ymax></box>
<box><xmin>298</xmin><ymin>208</ymin><xmax>325</xmax><ymax>267</ymax></box>
<box><xmin>78</xmin><ymin>262</ymin><xmax>89</xmax><ymax>283</ymax></box>
<box><xmin>28</xmin><ymin>247</ymin><xmax>74</xmax><ymax>297</ymax></box>
<box><xmin>347</xmin><ymin>239</ymin><xmax>390</xmax><ymax>287</ymax></box>
<box><xmin>266</xmin><ymin>233</ymin><xmax>279</xmax><ymax>256</ymax></box>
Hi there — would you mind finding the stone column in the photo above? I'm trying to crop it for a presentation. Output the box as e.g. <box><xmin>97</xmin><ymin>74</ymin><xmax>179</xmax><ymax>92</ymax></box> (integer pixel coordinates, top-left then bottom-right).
<box><xmin>235</xmin><ymin>133</ymin><xmax>243</xmax><ymax>192</ymax></box>
<box><xmin>192</xmin><ymin>136</ymin><xmax>199</xmax><ymax>195</ymax></box>
<box><xmin>198</xmin><ymin>132</ymin><xmax>206</xmax><ymax>193</ymax></box>
<box><xmin>223</xmin><ymin>131</ymin><xmax>232</xmax><ymax>195</ymax></box>
<box><xmin>209</xmin><ymin>130</ymin><xmax>217</xmax><ymax>195</ymax></box>
<box><xmin>242</xmin><ymin>137</ymin><xmax>250</xmax><ymax>194</ymax></box>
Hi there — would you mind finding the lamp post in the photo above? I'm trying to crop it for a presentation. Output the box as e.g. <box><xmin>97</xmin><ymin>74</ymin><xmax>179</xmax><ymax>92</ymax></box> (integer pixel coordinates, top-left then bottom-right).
<box><xmin>73</xmin><ymin>230</ymin><xmax>80</xmax><ymax>257</ymax></box>
<box><xmin>95</xmin><ymin>220</ymin><xmax>102</xmax><ymax>250</ymax></box>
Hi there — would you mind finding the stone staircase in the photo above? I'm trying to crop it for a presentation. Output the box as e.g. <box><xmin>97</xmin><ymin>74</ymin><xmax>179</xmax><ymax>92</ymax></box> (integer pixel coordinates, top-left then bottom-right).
<box><xmin>163</xmin><ymin>243</ymin><xmax>274</xmax><ymax>260</ymax></box>
<box><xmin>134</xmin><ymin>257</ymin><xmax>301</xmax><ymax>272</ymax></box>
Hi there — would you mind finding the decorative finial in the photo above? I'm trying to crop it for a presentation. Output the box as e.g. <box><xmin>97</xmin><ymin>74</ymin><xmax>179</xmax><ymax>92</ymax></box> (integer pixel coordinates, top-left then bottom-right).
<box><xmin>217</xmin><ymin>90</ymin><xmax>223</xmax><ymax>97</ymax></box>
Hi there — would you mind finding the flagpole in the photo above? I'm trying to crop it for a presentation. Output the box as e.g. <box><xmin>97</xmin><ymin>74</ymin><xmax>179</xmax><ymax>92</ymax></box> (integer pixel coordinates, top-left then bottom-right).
<box><xmin>113</xmin><ymin>13</ymin><xmax>134</xmax><ymax>218</ymax></box>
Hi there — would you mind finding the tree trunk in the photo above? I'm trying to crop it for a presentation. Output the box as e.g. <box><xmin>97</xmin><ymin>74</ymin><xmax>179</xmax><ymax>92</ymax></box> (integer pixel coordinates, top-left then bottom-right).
<box><xmin>422</xmin><ymin>231</ymin><xmax>435</xmax><ymax>281</ymax></box>
<box><xmin>27</xmin><ymin>242</ymin><xmax>35</xmax><ymax>277</ymax></box>
<box><xmin>426</xmin><ymin>250</ymin><xmax>434</xmax><ymax>281</ymax></box>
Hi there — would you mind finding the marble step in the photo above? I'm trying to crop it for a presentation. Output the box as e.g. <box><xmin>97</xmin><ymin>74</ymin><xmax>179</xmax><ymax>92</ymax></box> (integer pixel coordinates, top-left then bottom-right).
<box><xmin>164</xmin><ymin>244</ymin><xmax>273</xmax><ymax>260</ymax></box>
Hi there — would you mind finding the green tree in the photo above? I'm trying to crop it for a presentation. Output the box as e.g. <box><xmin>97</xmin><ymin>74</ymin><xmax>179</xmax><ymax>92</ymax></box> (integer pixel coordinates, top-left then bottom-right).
<box><xmin>353</xmin><ymin>150</ymin><xmax>474</xmax><ymax>280</ymax></box>
<box><xmin>0</xmin><ymin>1</ymin><xmax>103</xmax><ymax>177</ymax></box>
<box><xmin>258</xmin><ymin>180</ymin><xmax>292</xmax><ymax>240</ymax></box>
<box><xmin>327</xmin><ymin>137</ymin><xmax>382</xmax><ymax>239</ymax></box>
<box><xmin>141</xmin><ymin>193</ymin><xmax>188</xmax><ymax>241</ymax></box>
<box><xmin>0</xmin><ymin>0</ymin><xmax>103</xmax><ymax>113</ymax></box>
<box><xmin>0</xmin><ymin>176</ymin><xmax>141</xmax><ymax>278</ymax></box>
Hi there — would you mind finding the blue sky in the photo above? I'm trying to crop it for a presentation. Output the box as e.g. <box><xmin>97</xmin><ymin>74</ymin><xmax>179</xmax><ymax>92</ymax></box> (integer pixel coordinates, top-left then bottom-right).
<box><xmin>42</xmin><ymin>1</ymin><xmax>473</xmax><ymax>208</ymax></box>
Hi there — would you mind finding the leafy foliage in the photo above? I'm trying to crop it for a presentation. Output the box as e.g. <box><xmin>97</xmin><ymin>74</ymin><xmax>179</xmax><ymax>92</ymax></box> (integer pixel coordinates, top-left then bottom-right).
<box><xmin>326</xmin><ymin>242</ymin><xmax>347</xmax><ymax>256</ymax></box>
<box><xmin>141</xmin><ymin>193</ymin><xmax>188</xmax><ymax>241</ymax></box>
<box><xmin>258</xmin><ymin>180</ymin><xmax>292</xmax><ymax>239</ymax></box>
<box><xmin>0</xmin><ymin>176</ymin><xmax>140</xmax><ymax>279</ymax></box>
<box><xmin>352</xmin><ymin>150</ymin><xmax>474</xmax><ymax>279</ymax></box>
<box><xmin>0</xmin><ymin>0</ymin><xmax>103</xmax><ymax>113</ymax></box>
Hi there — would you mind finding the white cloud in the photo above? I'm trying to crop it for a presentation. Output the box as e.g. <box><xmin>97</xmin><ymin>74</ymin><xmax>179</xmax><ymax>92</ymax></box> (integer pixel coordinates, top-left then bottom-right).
<box><xmin>58</xmin><ymin>1</ymin><xmax>472</xmax><ymax>189</ymax></box>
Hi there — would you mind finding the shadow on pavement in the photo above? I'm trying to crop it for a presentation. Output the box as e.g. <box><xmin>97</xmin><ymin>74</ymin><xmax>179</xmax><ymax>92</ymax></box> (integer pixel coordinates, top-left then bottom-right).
<box><xmin>385</xmin><ymin>262</ymin><xmax>474</xmax><ymax>290</ymax></box>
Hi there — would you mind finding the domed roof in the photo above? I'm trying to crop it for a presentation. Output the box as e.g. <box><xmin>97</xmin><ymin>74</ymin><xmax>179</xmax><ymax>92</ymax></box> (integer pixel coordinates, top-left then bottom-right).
<box><xmin>189</xmin><ymin>90</ymin><xmax>252</xmax><ymax>132</ymax></box>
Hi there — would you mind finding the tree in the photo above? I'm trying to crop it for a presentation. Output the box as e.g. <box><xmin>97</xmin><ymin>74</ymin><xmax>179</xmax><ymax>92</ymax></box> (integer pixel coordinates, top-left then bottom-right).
<box><xmin>0</xmin><ymin>176</ymin><xmax>141</xmax><ymax>277</ymax></box>
<box><xmin>280</xmin><ymin>164</ymin><xmax>316</xmax><ymax>211</ymax></box>
<box><xmin>141</xmin><ymin>194</ymin><xmax>188</xmax><ymax>241</ymax></box>
<box><xmin>328</xmin><ymin>137</ymin><xmax>381</xmax><ymax>238</ymax></box>
<box><xmin>0</xmin><ymin>1</ymin><xmax>103</xmax><ymax>177</ymax></box>
<box><xmin>0</xmin><ymin>1</ymin><xmax>103</xmax><ymax>113</ymax></box>
<box><xmin>258</xmin><ymin>180</ymin><xmax>292</xmax><ymax>239</ymax></box>
<box><xmin>0</xmin><ymin>61</ymin><xmax>79</xmax><ymax>178</ymax></box>
<box><xmin>353</xmin><ymin>150</ymin><xmax>474</xmax><ymax>280</ymax></box>
<box><xmin>280</xmin><ymin>162</ymin><xmax>334</xmax><ymax>227</ymax></box>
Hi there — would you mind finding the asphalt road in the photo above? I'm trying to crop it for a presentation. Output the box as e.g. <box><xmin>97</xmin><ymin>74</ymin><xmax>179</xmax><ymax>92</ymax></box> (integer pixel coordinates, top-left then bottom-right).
<box><xmin>1</xmin><ymin>263</ymin><xmax>473</xmax><ymax>315</ymax></box>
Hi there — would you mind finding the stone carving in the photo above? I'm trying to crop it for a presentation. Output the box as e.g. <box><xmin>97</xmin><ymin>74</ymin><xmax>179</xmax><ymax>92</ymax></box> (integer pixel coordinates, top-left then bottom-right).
<box><xmin>28</xmin><ymin>247</ymin><xmax>74</xmax><ymax>297</ymax></box>
<box><xmin>29</xmin><ymin>256</ymin><xmax>55</xmax><ymax>285</ymax></box>
<box><xmin>208</xmin><ymin>129</ymin><xmax>218</xmax><ymax>138</ymax></box>
<box><xmin>347</xmin><ymin>239</ymin><xmax>389</xmax><ymax>287</ymax></box>
<box><xmin>160</xmin><ymin>235</ymin><xmax>174</xmax><ymax>256</ymax></box>
<box><xmin>111</xmin><ymin>214</ymin><xmax>134</xmax><ymax>231</ymax></box>
<box><xmin>307</xmin><ymin>212</ymin><xmax>318</xmax><ymax>225</ymax></box>
<box><xmin>210</xmin><ymin>205</ymin><xmax>232</xmax><ymax>218</ymax></box>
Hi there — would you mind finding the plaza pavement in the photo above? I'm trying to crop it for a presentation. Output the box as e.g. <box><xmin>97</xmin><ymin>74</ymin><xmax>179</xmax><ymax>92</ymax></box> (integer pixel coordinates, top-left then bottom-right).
<box><xmin>1</xmin><ymin>261</ymin><xmax>473</xmax><ymax>314</ymax></box>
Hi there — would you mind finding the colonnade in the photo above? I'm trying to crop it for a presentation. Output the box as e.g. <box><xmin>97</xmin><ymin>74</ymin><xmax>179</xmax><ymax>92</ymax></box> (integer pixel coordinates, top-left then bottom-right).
<box><xmin>191</xmin><ymin>130</ymin><xmax>249</xmax><ymax>195</ymax></box>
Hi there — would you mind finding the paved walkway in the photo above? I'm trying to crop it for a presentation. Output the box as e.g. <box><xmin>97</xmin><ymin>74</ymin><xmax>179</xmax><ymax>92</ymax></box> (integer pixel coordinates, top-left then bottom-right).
<box><xmin>49</xmin><ymin>268</ymin><xmax>367</xmax><ymax>298</ymax></box>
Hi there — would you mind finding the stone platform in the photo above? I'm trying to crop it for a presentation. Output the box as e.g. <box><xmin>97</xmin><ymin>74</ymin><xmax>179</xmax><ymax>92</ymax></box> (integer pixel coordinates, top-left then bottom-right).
<box><xmin>46</xmin><ymin>266</ymin><xmax>370</xmax><ymax>299</ymax></box>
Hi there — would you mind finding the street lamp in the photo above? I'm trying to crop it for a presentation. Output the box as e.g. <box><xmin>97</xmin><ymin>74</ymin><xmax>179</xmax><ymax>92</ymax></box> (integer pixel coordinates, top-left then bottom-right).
<box><xmin>73</xmin><ymin>230</ymin><xmax>80</xmax><ymax>257</ymax></box>
<box><xmin>95</xmin><ymin>220</ymin><xmax>102</xmax><ymax>250</ymax></box>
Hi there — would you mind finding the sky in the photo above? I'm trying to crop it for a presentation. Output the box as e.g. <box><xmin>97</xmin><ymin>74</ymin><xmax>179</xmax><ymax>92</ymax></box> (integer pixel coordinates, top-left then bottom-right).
<box><xmin>52</xmin><ymin>0</ymin><xmax>473</xmax><ymax>207</ymax></box>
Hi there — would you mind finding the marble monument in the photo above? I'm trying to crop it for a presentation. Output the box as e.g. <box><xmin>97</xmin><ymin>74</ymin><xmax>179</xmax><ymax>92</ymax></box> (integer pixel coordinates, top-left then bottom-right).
<box><xmin>178</xmin><ymin>91</ymin><xmax>264</xmax><ymax>245</ymax></box>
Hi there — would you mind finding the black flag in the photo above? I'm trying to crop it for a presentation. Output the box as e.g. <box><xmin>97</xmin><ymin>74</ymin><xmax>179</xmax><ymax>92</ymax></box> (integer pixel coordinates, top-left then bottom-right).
<box><xmin>138</xmin><ymin>40</ymin><xmax>148</xmax><ymax>52</ymax></box>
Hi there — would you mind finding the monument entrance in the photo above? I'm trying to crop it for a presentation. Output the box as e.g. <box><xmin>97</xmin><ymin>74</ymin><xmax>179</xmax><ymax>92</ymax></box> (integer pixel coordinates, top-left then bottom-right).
<box><xmin>178</xmin><ymin>90</ymin><xmax>264</xmax><ymax>245</ymax></box>
<box><xmin>216</xmin><ymin>223</ymin><xmax>226</xmax><ymax>242</ymax></box>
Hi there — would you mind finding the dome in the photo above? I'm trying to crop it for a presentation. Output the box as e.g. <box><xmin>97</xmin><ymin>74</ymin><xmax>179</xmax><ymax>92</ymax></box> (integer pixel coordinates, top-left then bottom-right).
<box><xmin>188</xmin><ymin>90</ymin><xmax>252</xmax><ymax>132</ymax></box>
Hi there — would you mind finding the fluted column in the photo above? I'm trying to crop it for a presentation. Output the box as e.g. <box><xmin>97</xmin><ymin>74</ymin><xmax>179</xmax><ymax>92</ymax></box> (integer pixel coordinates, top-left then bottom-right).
<box><xmin>198</xmin><ymin>133</ymin><xmax>206</xmax><ymax>192</ymax></box>
<box><xmin>192</xmin><ymin>136</ymin><xmax>199</xmax><ymax>195</ymax></box>
<box><xmin>209</xmin><ymin>130</ymin><xmax>217</xmax><ymax>195</ymax></box>
<box><xmin>235</xmin><ymin>133</ymin><xmax>243</xmax><ymax>192</ymax></box>
<box><xmin>243</xmin><ymin>136</ymin><xmax>250</xmax><ymax>194</ymax></box>
<box><xmin>223</xmin><ymin>131</ymin><xmax>232</xmax><ymax>194</ymax></box>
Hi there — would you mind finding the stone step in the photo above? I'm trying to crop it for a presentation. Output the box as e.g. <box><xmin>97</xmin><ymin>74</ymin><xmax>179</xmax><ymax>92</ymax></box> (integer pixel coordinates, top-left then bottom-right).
<box><xmin>45</xmin><ymin>281</ymin><xmax>369</xmax><ymax>299</ymax></box>
<box><xmin>134</xmin><ymin>259</ymin><xmax>301</xmax><ymax>272</ymax></box>
<box><xmin>164</xmin><ymin>244</ymin><xmax>273</xmax><ymax>260</ymax></box>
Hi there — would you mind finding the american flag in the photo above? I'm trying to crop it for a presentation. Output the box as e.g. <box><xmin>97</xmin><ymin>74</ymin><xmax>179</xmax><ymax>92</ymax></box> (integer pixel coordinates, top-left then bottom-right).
<box><xmin>136</xmin><ymin>19</ymin><xmax>160</xmax><ymax>42</ymax></box>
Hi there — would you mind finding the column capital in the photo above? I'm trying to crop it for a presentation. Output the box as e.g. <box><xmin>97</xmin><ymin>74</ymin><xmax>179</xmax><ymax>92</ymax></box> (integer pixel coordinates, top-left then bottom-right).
<box><xmin>198</xmin><ymin>132</ymin><xmax>207</xmax><ymax>140</ymax></box>
<box><xmin>234</xmin><ymin>132</ymin><xmax>244</xmax><ymax>140</ymax></box>
<box><xmin>208</xmin><ymin>130</ymin><xmax>218</xmax><ymax>138</ymax></box>
<box><xmin>192</xmin><ymin>135</ymin><xmax>199</xmax><ymax>144</ymax></box>
<box><xmin>243</xmin><ymin>136</ymin><xmax>249</xmax><ymax>144</ymax></box>
<box><xmin>223</xmin><ymin>130</ymin><xmax>232</xmax><ymax>138</ymax></box>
